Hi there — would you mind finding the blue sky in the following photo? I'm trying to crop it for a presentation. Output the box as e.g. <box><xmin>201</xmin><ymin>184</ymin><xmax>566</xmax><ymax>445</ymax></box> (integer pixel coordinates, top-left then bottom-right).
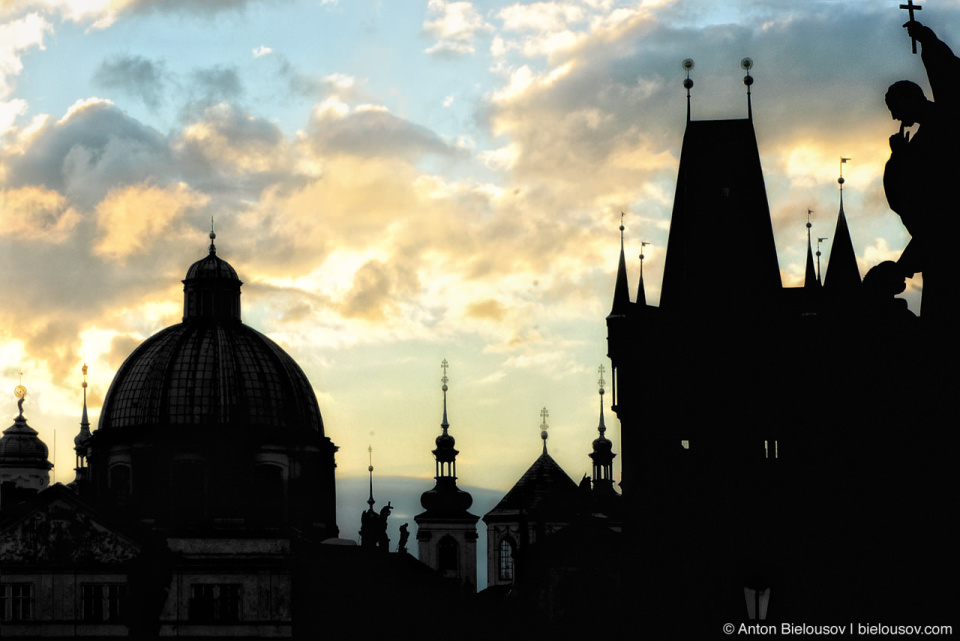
<box><xmin>0</xmin><ymin>0</ymin><xmax>954</xmax><ymax>501</ymax></box>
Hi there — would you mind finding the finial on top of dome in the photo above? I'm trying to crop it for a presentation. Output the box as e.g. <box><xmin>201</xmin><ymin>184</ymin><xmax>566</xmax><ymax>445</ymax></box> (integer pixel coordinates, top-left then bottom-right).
<box><xmin>15</xmin><ymin>369</ymin><xmax>26</xmax><ymax>418</ymax></box>
<box><xmin>540</xmin><ymin>406</ymin><xmax>549</xmax><ymax>454</ymax></box>
<box><xmin>440</xmin><ymin>359</ymin><xmax>450</xmax><ymax>431</ymax></box>
<box><xmin>209</xmin><ymin>217</ymin><xmax>217</xmax><ymax>255</ymax></box>
<box><xmin>597</xmin><ymin>364</ymin><xmax>607</xmax><ymax>436</ymax></box>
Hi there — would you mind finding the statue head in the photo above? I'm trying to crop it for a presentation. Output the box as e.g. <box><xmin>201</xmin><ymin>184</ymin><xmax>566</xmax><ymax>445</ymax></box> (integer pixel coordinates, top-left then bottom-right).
<box><xmin>886</xmin><ymin>81</ymin><xmax>928</xmax><ymax>126</ymax></box>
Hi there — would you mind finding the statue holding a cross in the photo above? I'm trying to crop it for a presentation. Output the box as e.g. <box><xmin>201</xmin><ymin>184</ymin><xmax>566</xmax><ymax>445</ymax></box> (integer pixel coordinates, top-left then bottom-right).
<box><xmin>883</xmin><ymin>12</ymin><xmax>960</xmax><ymax>325</ymax></box>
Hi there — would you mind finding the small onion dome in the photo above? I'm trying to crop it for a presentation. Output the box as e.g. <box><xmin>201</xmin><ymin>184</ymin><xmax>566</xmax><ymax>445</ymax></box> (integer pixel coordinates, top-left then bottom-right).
<box><xmin>433</xmin><ymin>429</ymin><xmax>459</xmax><ymax>462</ymax></box>
<box><xmin>182</xmin><ymin>233</ymin><xmax>242</xmax><ymax>321</ymax></box>
<box><xmin>420</xmin><ymin>480</ymin><xmax>474</xmax><ymax>514</ymax></box>
<box><xmin>0</xmin><ymin>414</ymin><xmax>52</xmax><ymax>470</ymax></box>
<box><xmin>592</xmin><ymin>432</ymin><xmax>613</xmax><ymax>457</ymax></box>
<box><xmin>74</xmin><ymin>428</ymin><xmax>91</xmax><ymax>448</ymax></box>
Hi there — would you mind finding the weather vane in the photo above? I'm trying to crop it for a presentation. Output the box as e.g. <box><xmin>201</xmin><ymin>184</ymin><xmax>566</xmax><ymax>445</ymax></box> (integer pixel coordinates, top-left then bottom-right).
<box><xmin>900</xmin><ymin>1</ymin><xmax>922</xmax><ymax>54</ymax></box>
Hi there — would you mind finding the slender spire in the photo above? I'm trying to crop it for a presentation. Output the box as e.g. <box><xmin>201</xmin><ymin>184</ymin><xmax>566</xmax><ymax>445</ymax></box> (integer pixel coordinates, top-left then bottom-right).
<box><xmin>682</xmin><ymin>59</ymin><xmax>695</xmax><ymax>123</ymax></box>
<box><xmin>817</xmin><ymin>236</ymin><xmax>827</xmax><ymax>285</ymax></box>
<box><xmin>209</xmin><ymin>217</ymin><xmax>217</xmax><ymax>255</ymax></box>
<box><xmin>638</xmin><ymin>241</ymin><xmax>650</xmax><ymax>306</ymax></box>
<box><xmin>440</xmin><ymin>358</ymin><xmax>449</xmax><ymax>431</ymax></box>
<box><xmin>539</xmin><ymin>406</ymin><xmax>550</xmax><ymax>455</ymax></box>
<box><xmin>804</xmin><ymin>210</ymin><xmax>820</xmax><ymax>289</ymax></box>
<box><xmin>367</xmin><ymin>445</ymin><xmax>375</xmax><ymax>511</ymax></box>
<box><xmin>74</xmin><ymin>364</ymin><xmax>92</xmax><ymax>481</ymax></box>
<box><xmin>590</xmin><ymin>365</ymin><xmax>617</xmax><ymax>496</ymax></box>
<box><xmin>823</xmin><ymin>158</ymin><xmax>862</xmax><ymax>294</ymax></box>
<box><xmin>609</xmin><ymin>214</ymin><xmax>631</xmax><ymax>316</ymax></box>
<box><xmin>742</xmin><ymin>58</ymin><xmax>754</xmax><ymax>121</ymax></box>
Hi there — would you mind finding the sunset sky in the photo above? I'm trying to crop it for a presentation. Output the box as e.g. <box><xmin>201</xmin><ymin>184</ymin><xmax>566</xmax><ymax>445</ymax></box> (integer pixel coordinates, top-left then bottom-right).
<box><xmin>0</xmin><ymin>0</ymin><xmax>951</xmax><ymax>496</ymax></box>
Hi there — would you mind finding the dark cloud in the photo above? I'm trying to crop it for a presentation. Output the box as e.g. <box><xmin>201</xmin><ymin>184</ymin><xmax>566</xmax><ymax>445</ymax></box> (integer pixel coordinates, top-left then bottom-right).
<box><xmin>2</xmin><ymin>101</ymin><xmax>175</xmax><ymax>210</ymax></box>
<box><xmin>308</xmin><ymin>107</ymin><xmax>458</xmax><ymax>159</ymax></box>
<box><xmin>92</xmin><ymin>55</ymin><xmax>169</xmax><ymax>109</ymax></box>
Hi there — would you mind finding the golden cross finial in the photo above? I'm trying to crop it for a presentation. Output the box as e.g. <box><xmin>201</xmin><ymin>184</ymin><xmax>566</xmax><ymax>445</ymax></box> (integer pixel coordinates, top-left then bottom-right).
<box><xmin>597</xmin><ymin>365</ymin><xmax>606</xmax><ymax>392</ymax></box>
<box><xmin>441</xmin><ymin>359</ymin><xmax>449</xmax><ymax>390</ymax></box>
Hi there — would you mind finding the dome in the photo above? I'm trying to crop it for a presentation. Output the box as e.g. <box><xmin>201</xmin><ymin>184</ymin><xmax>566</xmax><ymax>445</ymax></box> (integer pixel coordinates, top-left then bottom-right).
<box><xmin>98</xmin><ymin>321</ymin><xmax>324</xmax><ymax>434</ymax></box>
<box><xmin>99</xmin><ymin>236</ymin><xmax>324</xmax><ymax>436</ymax></box>
<box><xmin>0</xmin><ymin>415</ymin><xmax>51</xmax><ymax>465</ymax></box>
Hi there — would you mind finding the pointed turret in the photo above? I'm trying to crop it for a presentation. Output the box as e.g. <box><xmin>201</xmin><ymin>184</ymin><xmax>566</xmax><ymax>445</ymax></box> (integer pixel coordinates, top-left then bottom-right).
<box><xmin>637</xmin><ymin>242</ymin><xmax>649</xmax><ymax>306</ymax></box>
<box><xmin>73</xmin><ymin>364</ymin><xmax>92</xmax><ymax>486</ymax></box>
<box><xmin>415</xmin><ymin>360</ymin><xmax>479</xmax><ymax>590</ymax></box>
<box><xmin>590</xmin><ymin>366</ymin><xmax>618</xmax><ymax>497</ymax></box>
<box><xmin>609</xmin><ymin>219</ymin><xmax>631</xmax><ymax>317</ymax></box>
<box><xmin>823</xmin><ymin>165</ymin><xmax>861</xmax><ymax>296</ymax></box>
<box><xmin>804</xmin><ymin>216</ymin><xmax>820</xmax><ymax>289</ymax></box>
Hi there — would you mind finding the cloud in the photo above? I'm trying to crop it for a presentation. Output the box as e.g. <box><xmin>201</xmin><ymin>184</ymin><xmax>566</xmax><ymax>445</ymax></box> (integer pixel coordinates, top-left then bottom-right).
<box><xmin>0</xmin><ymin>185</ymin><xmax>80</xmax><ymax>241</ymax></box>
<box><xmin>423</xmin><ymin>0</ymin><xmax>493</xmax><ymax>57</ymax></box>
<box><xmin>94</xmin><ymin>182</ymin><xmax>209</xmax><ymax>262</ymax></box>
<box><xmin>3</xmin><ymin>99</ymin><xmax>174</xmax><ymax>209</ymax></box>
<box><xmin>307</xmin><ymin>100</ymin><xmax>457</xmax><ymax>159</ymax></box>
<box><xmin>93</xmin><ymin>55</ymin><xmax>169</xmax><ymax>109</ymax></box>
<box><xmin>340</xmin><ymin>259</ymin><xmax>420</xmax><ymax>321</ymax></box>
<box><xmin>0</xmin><ymin>12</ymin><xmax>51</xmax><ymax>98</ymax></box>
<box><xmin>252</xmin><ymin>45</ymin><xmax>272</xmax><ymax>57</ymax></box>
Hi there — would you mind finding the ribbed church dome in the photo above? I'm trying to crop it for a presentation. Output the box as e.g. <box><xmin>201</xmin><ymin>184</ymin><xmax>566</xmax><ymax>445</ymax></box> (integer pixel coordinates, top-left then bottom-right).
<box><xmin>98</xmin><ymin>234</ymin><xmax>324</xmax><ymax>435</ymax></box>
<box><xmin>98</xmin><ymin>322</ymin><xmax>324</xmax><ymax>433</ymax></box>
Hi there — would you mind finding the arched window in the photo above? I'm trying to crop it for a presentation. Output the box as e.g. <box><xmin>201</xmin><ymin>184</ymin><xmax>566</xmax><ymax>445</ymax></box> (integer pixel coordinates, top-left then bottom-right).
<box><xmin>498</xmin><ymin>537</ymin><xmax>516</xmax><ymax>582</ymax></box>
<box><xmin>439</xmin><ymin>536</ymin><xmax>459</xmax><ymax>576</ymax></box>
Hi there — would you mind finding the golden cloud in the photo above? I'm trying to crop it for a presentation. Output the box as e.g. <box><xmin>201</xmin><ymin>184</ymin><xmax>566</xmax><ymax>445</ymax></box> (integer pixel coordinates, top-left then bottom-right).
<box><xmin>94</xmin><ymin>182</ymin><xmax>209</xmax><ymax>262</ymax></box>
<box><xmin>0</xmin><ymin>185</ymin><xmax>80</xmax><ymax>240</ymax></box>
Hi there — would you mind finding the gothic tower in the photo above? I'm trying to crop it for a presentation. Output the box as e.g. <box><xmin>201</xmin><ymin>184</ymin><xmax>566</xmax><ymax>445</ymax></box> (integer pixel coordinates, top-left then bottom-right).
<box><xmin>414</xmin><ymin>361</ymin><xmax>479</xmax><ymax>592</ymax></box>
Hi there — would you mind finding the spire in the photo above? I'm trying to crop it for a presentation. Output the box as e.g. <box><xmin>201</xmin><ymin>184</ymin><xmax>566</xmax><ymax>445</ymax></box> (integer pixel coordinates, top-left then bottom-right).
<box><xmin>823</xmin><ymin>159</ymin><xmax>862</xmax><ymax>295</ymax></box>
<box><xmin>804</xmin><ymin>210</ymin><xmax>820</xmax><ymax>289</ymax></box>
<box><xmin>742</xmin><ymin>58</ymin><xmax>754</xmax><ymax>121</ymax></box>
<box><xmin>590</xmin><ymin>365</ymin><xmax>617</xmax><ymax>496</ymax></box>
<box><xmin>419</xmin><ymin>360</ymin><xmax>473</xmax><ymax>514</ymax></box>
<box><xmin>638</xmin><ymin>242</ymin><xmax>650</xmax><ymax>306</ymax></box>
<box><xmin>367</xmin><ymin>445</ymin><xmax>375</xmax><ymax>512</ymax></box>
<box><xmin>74</xmin><ymin>363</ymin><xmax>92</xmax><ymax>481</ymax></box>
<box><xmin>682</xmin><ymin>59</ymin><xmax>695</xmax><ymax>123</ymax></box>
<box><xmin>609</xmin><ymin>214</ymin><xmax>631</xmax><ymax>316</ymax></box>
<box><xmin>539</xmin><ymin>406</ymin><xmax>549</xmax><ymax>455</ymax></box>
<box><xmin>209</xmin><ymin>217</ymin><xmax>217</xmax><ymax>255</ymax></box>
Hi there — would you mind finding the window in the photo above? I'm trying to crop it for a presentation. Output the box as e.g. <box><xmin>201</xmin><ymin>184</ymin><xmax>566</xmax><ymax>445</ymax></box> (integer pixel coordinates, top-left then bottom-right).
<box><xmin>1</xmin><ymin>584</ymin><xmax>32</xmax><ymax>622</ymax></box>
<box><xmin>81</xmin><ymin>584</ymin><xmax>125</xmax><ymax>622</ymax></box>
<box><xmin>498</xmin><ymin>538</ymin><xmax>515</xmax><ymax>582</ymax></box>
<box><xmin>438</xmin><ymin>536</ymin><xmax>459</xmax><ymax>576</ymax></box>
<box><xmin>189</xmin><ymin>584</ymin><xmax>241</xmax><ymax>623</ymax></box>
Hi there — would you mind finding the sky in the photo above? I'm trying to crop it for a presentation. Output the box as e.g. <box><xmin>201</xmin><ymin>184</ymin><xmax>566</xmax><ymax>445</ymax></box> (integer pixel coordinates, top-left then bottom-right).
<box><xmin>0</xmin><ymin>0</ymin><xmax>952</xmax><ymax>502</ymax></box>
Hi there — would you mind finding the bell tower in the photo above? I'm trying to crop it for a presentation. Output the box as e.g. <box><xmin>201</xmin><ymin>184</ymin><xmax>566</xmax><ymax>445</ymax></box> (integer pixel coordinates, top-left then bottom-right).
<box><xmin>414</xmin><ymin>360</ymin><xmax>479</xmax><ymax>592</ymax></box>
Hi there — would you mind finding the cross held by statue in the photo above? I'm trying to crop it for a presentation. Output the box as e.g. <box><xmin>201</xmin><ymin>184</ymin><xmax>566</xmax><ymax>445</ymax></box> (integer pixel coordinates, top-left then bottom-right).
<box><xmin>901</xmin><ymin>0</ymin><xmax>923</xmax><ymax>54</ymax></box>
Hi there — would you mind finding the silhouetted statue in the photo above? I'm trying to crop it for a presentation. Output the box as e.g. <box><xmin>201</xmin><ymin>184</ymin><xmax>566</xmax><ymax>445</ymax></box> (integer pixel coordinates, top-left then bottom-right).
<box><xmin>398</xmin><ymin>523</ymin><xmax>409</xmax><ymax>554</ymax></box>
<box><xmin>862</xmin><ymin>261</ymin><xmax>916</xmax><ymax>322</ymax></box>
<box><xmin>884</xmin><ymin>20</ymin><xmax>960</xmax><ymax>324</ymax></box>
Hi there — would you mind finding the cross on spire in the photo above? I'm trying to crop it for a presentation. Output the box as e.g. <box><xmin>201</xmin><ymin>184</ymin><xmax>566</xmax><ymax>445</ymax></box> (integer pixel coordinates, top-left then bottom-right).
<box><xmin>900</xmin><ymin>1</ymin><xmax>923</xmax><ymax>53</ymax></box>
<box><xmin>539</xmin><ymin>406</ymin><xmax>550</xmax><ymax>452</ymax></box>
<box><xmin>597</xmin><ymin>364</ymin><xmax>606</xmax><ymax>392</ymax></box>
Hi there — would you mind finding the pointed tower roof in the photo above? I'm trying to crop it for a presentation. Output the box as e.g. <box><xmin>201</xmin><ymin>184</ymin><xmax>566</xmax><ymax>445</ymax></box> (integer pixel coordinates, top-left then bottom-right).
<box><xmin>804</xmin><ymin>216</ymin><xmax>820</xmax><ymax>289</ymax></box>
<box><xmin>660</xmin><ymin>117</ymin><xmax>781</xmax><ymax>310</ymax></box>
<box><xmin>637</xmin><ymin>242</ymin><xmax>649</xmax><ymax>306</ymax></box>
<box><xmin>74</xmin><ymin>364</ymin><xmax>92</xmax><ymax>451</ymax></box>
<box><xmin>483</xmin><ymin>408</ymin><xmax>580</xmax><ymax>523</ymax></box>
<box><xmin>608</xmin><ymin>218</ymin><xmax>631</xmax><ymax>317</ymax></box>
<box><xmin>823</xmin><ymin>169</ymin><xmax>861</xmax><ymax>295</ymax></box>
